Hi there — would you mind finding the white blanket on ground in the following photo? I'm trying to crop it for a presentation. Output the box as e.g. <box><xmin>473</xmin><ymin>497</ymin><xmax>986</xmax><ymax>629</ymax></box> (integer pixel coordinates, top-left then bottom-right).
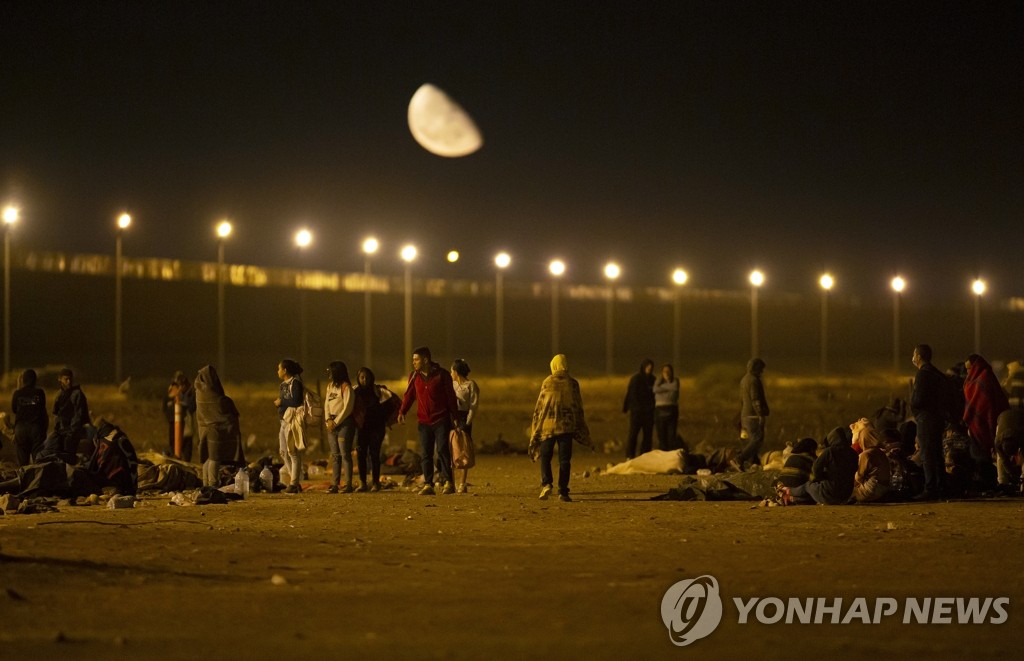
<box><xmin>604</xmin><ymin>449</ymin><xmax>685</xmax><ymax>475</ymax></box>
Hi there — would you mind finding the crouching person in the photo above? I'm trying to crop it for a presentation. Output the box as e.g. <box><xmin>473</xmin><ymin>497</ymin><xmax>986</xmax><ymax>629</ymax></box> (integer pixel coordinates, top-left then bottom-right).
<box><xmin>785</xmin><ymin>427</ymin><xmax>858</xmax><ymax>505</ymax></box>
<box><xmin>853</xmin><ymin>428</ymin><xmax>891</xmax><ymax>503</ymax></box>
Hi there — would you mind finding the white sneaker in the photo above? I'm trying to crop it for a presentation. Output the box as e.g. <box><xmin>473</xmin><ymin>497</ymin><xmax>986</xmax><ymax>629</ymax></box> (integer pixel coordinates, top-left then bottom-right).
<box><xmin>539</xmin><ymin>485</ymin><xmax>553</xmax><ymax>500</ymax></box>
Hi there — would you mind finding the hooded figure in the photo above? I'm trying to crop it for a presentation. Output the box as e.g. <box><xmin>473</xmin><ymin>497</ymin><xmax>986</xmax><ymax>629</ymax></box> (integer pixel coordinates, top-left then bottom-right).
<box><xmin>622</xmin><ymin>358</ymin><xmax>656</xmax><ymax>459</ymax></box>
<box><xmin>195</xmin><ymin>365</ymin><xmax>244</xmax><ymax>486</ymax></box>
<box><xmin>963</xmin><ymin>354</ymin><xmax>1009</xmax><ymax>456</ymax></box>
<box><xmin>853</xmin><ymin>427</ymin><xmax>891</xmax><ymax>502</ymax></box>
<box><xmin>529</xmin><ymin>354</ymin><xmax>592</xmax><ymax>501</ymax></box>
<box><xmin>789</xmin><ymin>427</ymin><xmax>858</xmax><ymax>505</ymax></box>
<box><xmin>738</xmin><ymin>358</ymin><xmax>770</xmax><ymax>468</ymax></box>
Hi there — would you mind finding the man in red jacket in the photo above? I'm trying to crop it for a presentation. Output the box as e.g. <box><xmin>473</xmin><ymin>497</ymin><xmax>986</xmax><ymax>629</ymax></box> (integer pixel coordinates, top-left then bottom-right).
<box><xmin>399</xmin><ymin>346</ymin><xmax>458</xmax><ymax>495</ymax></box>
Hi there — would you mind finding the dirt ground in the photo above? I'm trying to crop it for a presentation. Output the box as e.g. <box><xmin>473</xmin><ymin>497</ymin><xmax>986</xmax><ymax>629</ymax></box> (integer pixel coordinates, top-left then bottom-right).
<box><xmin>2</xmin><ymin>373</ymin><xmax>1023</xmax><ymax>659</ymax></box>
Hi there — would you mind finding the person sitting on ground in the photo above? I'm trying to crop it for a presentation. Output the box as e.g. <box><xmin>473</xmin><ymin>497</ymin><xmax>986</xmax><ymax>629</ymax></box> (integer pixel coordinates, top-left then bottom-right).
<box><xmin>850</xmin><ymin>417</ymin><xmax>873</xmax><ymax>453</ymax></box>
<box><xmin>39</xmin><ymin>368</ymin><xmax>90</xmax><ymax>464</ymax></box>
<box><xmin>994</xmin><ymin>402</ymin><xmax>1024</xmax><ymax>493</ymax></box>
<box><xmin>775</xmin><ymin>437</ymin><xmax>817</xmax><ymax>490</ymax></box>
<box><xmin>195</xmin><ymin>365</ymin><xmax>245</xmax><ymax>488</ymax></box>
<box><xmin>11</xmin><ymin>368</ymin><xmax>48</xmax><ymax>466</ymax></box>
<box><xmin>783</xmin><ymin>427</ymin><xmax>858</xmax><ymax>505</ymax></box>
<box><xmin>853</xmin><ymin>427</ymin><xmax>891</xmax><ymax>503</ymax></box>
<box><xmin>942</xmin><ymin>421</ymin><xmax>974</xmax><ymax>497</ymax></box>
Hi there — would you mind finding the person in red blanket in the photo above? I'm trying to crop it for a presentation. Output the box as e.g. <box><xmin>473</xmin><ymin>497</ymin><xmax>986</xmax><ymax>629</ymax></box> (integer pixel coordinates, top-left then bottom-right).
<box><xmin>963</xmin><ymin>353</ymin><xmax>1008</xmax><ymax>491</ymax></box>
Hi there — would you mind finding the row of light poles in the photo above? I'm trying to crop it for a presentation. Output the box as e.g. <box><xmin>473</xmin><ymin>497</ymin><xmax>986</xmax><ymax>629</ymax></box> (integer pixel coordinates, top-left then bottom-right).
<box><xmin>0</xmin><ymin>207</ymin><xmax>1000</xmax><ymax>381</ymax></box>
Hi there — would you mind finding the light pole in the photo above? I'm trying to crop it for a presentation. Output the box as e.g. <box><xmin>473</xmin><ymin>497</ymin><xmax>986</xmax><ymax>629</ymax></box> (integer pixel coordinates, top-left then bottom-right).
<box><xmin>114</xmin><ymin>212</ymin><xmax>132</xmax><ymax>383</ymax></box>
<box><xmin>672</xmin><ymin>268</ymin><xmax>688</xmax><ymax>371</ymax></box>
<box><xmin>401</xmin><ymin>244</ymin><xmax>417</xmax><ymax>365</ymax></box>
<box><xmin>749</xmin><ymin>270</ymin><xmax>765</xmax><ymax>358</ymax></box>
<box><xmin>549</xmin><ymin>259</ymin><xmax>565</xmax><ymax>356</ymax></box>
<box><xmin>3</xmin><ymin>205</ymin><xmax>19</xmax><ymax>384</ymax></box>
<box><xmin>216</xmin><ymin>220</ymin><xmax>232</xmax><ymax>374</ymax></box>
<box><xmin>972</xmin><ymin>278</ymin><xmax>986</xmax><ymax>355</ymax></box>
<box><xmin>295</xmin><ymin>228</ymin><xmax>312</xmax><ymax>368</ymax></box>
<box><xmin>604</xmin><ymin>261</ymin><xmax>621</xmax><ymax>375</ymax></box>
<box><xmin>891</xmin><ymin>276</ymin><xmax>905</xmax><ymax>370</ymax></box>
<box><xmin>445</xmin><ymin>250</ymin><xmax>459</xmax><ymax>359</ymax></box>
<box><xmin>362</xmin><ymin>237</ymin><xmax>378</xmax><ymax>368</ymax></box>
<box><xmin>494</xmin><ymin>252</ymin><xmax>511</xmax><ymax>375</ymax></box>
<box><xmin>819</xmin><ymin>273</ymin><xmax>834</xmax><ymax>375</ymax></box>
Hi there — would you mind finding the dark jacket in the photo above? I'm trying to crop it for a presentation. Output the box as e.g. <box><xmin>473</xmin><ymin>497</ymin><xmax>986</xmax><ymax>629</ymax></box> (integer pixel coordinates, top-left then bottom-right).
<box><xmin>809</xmin><ymin>427</ymin><xmax>859</xmax><ymax>504</ymax></box>
<box><xmin>277</xmin><ymin>377</ymin><xmax>304</xmax><ymax>419</ymax></box>
<box><xmin>740</xmin><ymin>359</ymin><xmax>769</xmax><ymax>417</ymax></box>
<box><xmin>53</xmin><ymin>385</ymin><xmax>89</xmax><ymax>439</ymax></box>
<box><xmin>12</xmin><ymin>386</ymin><xmax>48</xmax><ymax>428</ymax></box>
<box><xmin>911</xmin><ymin>363</ymin><xmax>949</xmax><ymax>418</ymax></box>
<box><xmin>623</xmin><ymin>365</ymin><xmax>656</xmax><ymax>414</ymax></box>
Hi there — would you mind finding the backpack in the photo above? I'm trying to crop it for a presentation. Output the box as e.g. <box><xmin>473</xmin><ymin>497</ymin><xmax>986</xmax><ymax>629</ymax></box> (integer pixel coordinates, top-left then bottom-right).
<box><xmin>302</xmin><ymin>387</ymin><xmax>324</xmax><ymax>427</ymax></box>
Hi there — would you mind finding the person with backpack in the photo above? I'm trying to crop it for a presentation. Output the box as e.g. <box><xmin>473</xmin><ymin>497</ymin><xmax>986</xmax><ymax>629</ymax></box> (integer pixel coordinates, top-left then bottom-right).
<box><xmin>11</xmin><ymin>368</ymin><xmax>48</xmax><ymax>466</ymax></box>
<box><xmin>398</xmin><ymin>346</ymin><xmax>459</xmax><ymax>495</ymax></box>
<box><xmin>195</xmin><ymin>365</ymin><xmax>245</xmax><ymax>488</ymax></box>
<box><xmin>911</xmin><ymin>344</ymin><xmax>950</xmax><ymax>500</ymax></box>
<box><xmin>274</xmin><ymin>359</ymin><xmax>305</xmax><ymax>494</ymax></box>
<box><xmin>324</xmin><ymin>361</ymin><xmax>355</xmax><ymax>493</ymax></box>
<box><xmin>783</xmin><ymin>426</ymin><xmax>858</xmax><ymax>505</ymax></box>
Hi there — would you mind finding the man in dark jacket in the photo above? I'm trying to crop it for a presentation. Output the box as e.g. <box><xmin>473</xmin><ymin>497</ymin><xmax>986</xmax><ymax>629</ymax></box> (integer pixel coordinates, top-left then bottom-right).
<box><xmin>738</xmin><ymin>358</ymin><xmax>770</xmax><ymax>469</ymax></box>
<box><xmin>399</xmin><ymin>346</ymin><xmax>458</xmax><ymax>495</ymax></box>
<box><xmin>911</xmin><ymin>344</ymin><xmax>948</xmax><ymax>499</ymax></box>
<box><xmin>622</xmin><ymin>359</ymin><xmax>655</xmax><ymax>459</ymax></box>
<box><xmin>39</xmin><ymin>368</ymin><xmax>90</xmax><ymax>464</ymax></box>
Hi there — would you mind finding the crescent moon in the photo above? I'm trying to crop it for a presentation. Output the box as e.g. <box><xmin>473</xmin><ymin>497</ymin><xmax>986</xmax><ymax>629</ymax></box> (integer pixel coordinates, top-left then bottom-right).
<box><xmin>407</xmin><ymin>83</ymin><xmax>483</xmax><ymax>158</ymax></box>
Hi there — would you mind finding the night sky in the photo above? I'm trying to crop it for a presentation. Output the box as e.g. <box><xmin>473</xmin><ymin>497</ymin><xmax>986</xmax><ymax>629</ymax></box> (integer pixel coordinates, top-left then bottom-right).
<box><xmin>2</xmin><ymin>1</ymin><xmax>1021</xmax><ymax>299</ymax></box>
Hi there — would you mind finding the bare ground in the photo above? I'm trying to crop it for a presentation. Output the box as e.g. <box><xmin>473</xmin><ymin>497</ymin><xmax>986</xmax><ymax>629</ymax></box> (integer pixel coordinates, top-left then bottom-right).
<box><xmin>2</xmin><ymin>453</ymin><xmax>1023</xmax><ymax>660</ymax></box>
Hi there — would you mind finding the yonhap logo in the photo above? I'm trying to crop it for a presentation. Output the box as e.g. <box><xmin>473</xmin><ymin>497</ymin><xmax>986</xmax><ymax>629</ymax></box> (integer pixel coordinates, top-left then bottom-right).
<box><xmin>660</xmin><ymin>575</ymin><xmax>724</xmax><ymax>646</ymax></box>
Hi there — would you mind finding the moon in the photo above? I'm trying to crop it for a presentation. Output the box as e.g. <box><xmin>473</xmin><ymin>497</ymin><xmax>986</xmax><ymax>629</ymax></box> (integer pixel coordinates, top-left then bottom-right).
<box><xmin>407</xmin><ymin>83</ymin><xmax>483</xmax><ymax>158</ymax></box>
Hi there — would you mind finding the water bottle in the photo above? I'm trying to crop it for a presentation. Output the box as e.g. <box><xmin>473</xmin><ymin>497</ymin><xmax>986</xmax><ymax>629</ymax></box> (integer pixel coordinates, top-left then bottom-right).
<box><xmin>259</xmin><ymin>465</ymin><xmax>274</xmax><ymax>493</ymax></box>
<box><xmin>234</xmin><ymin>466</ymin><xmax>250</xmax><ymax>497</ymax></box>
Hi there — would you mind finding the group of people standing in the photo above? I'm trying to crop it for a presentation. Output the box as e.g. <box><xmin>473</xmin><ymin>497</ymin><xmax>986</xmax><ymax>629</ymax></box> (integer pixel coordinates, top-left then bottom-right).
<box><xmin>622</xmin><ymin>359</ymin><xmax>682</xmax><ymax>459</ymax></box>
<box><xmin>9</xmin><ymin>367</ymin><xmax>90</xmax><ymax>466</ymax></box>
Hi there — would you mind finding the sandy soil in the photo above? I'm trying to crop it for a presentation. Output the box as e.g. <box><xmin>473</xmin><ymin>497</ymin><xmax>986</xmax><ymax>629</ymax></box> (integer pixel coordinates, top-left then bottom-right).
<box><xmin>2</xmin><ymin>451</ymin><xmax>1023</xmax><ymax>660</ymax></box>
<box><xmin>3</xmin><ymin>373</ymin><xmax>1023</xmax><ymax>659</ymax></box>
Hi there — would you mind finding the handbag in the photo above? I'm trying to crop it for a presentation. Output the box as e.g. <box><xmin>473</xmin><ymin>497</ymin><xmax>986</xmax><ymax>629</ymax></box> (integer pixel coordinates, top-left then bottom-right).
<box><xmin>450</xmin><ymin>427</ymin><xmax>476</xmax><ymax>469</ymax></box>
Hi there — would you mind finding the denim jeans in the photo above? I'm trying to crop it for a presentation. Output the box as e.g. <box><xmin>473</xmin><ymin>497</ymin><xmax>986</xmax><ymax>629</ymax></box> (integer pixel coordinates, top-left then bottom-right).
<box><xmin>916</xmin><ymin>412</ymin><xmax>944</xmax><ymax>495</ymax></box>
<box><xmin>625</xmin><ymin>410</ymin><xmax>654</xmax><ymax>459</ymax></box>
<box><xmin>654</xmin><ymin>406</ymin><xmax>678</xmax><ymax>450</ymax></box>
<box><xmin>357</xmin><ymin>426</ymin><xmax>385</xmax><ymax>486</ymax></box>
<box><xmin>419</xmin><ymin>420</ymin><xmax>453</xmax><ymax>486</ymax></box>
<box><xmin>738</xmin><ymin>416</ymin><xmax>765</xmax><ymax>466</ymax></box>
<box><xmin>539</xmin><ymin>433</ymin><xmax>573</xmax><ymax>495</ymax></box>
<box><xmin>327</xmin><ymin>421</ymin><xmax>356</xmax><ymax>487</ymax></box>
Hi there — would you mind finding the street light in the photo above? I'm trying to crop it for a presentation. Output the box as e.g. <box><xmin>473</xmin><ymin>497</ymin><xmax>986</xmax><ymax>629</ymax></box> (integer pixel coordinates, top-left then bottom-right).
<box><xmin>604</xmin><ymin>262</ymin><xmax>621</xmax><ymax>375</ymax></box>
<box><xmin>3</xmin><ymin>205</ymin><xmax>19</xmax><ymax>384</ymax></box>
<box><xmin>972</xmin><ymin>278</ymin><xmax>986</xmax><ymax>355</ymax></box>
<box><xmin>549</xmin><ymin>259</ymin><xmax>565</xmax><ymax>356</ymax></box>
<box><xmin>749</xmin><ymin>270</ymin><xmax>765</xmax><ymax>358</ymax></box>
<box><xmin>295</xmin><ymin>228</ymin><xmax>313</xmax><ymax>368</ymax></box>
<box><xmin>671</xmin><ymin>268</ymin><xmax>688</xmax><ymax>371</ymax></box>
<box><xmin>362</xmin><ymin>237</ymin><xmax>379</xmax><ymax>368</ymax></box>
<box><xmin>401</xmin><ymin>244</ymin><xmax>417</xmax><ymax>365</ymax></box>
<box><xmin>114</xmin><ymin>212</ymin><xmax>132</xmax><ymax>383</ymax></box>
<box><xmin>216</xmin><ymin>220</ymin><xmax>232</xmax><ymax>374</ymax></box>
<box><xmin>494</xmin><ymin>252</ymin><xmax>511</xmax><ymax>374</ymax></box>
<box><xmin>891</xmin><ymin>276</ymin><xmax>906</xmax><ymax>370</ymax></box>
<box><xmin>445</xmin><ymin>249</ymin><xmax>459</xmax><ymax>358</ymax></box>
<box><xmin>819</xmin><ymin>273</ymin><xmax>834</xmax><ymax>375</ymax></box>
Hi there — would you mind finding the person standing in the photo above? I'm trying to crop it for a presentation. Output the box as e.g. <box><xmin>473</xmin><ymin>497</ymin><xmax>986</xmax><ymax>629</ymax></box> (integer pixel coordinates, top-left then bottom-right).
<box><xmin>450</xmin><ymin>358</ymin><xmax>479</xmax><ymax>494</ymax></box>
<box><xmin>653</xmin><ymin>363</ymin><xmax>680</xmax><ymax>450</ymax></box>
<box><xmin>962</xmin><ymin>353</ymin><xmax>1008</xmax><ymax>489</ymax></box>
<box><xmin>911</xmin><ymin>344</ymin><xmax>948</xmax><ymax>499</ymax></box>
<box><xmin>11</xmin><ymin>369</ymin><xmax>47</xmax><ymax>466</ymax></box>
<box><xmin>324</xmin><ymin>361</ymin><xmax>355</xmax><ymax>493</ymax></box>
<box><xmin>528</xmin><ymin>354</ymin><xmax>592</xmax><ymax>502</ymax></box>
<box><xmin>352</xmin><ymin>367</ymin><xmax>389</xmax><ymax>492</ymax></box>
<box><xmin>737</xmin><ymin>358</ymin><xmax>770</xmax><ymax>469</ymax></box>
<box><xmin>195</xmin><ymin>365</ymin><xmax>245</xmax><ymax>488</ymax></box>
<box><xmin>274</xmin><ymin>359</ymin><xmax>306</xmax><ymax>494</ymax></box>
<box><xmin>40</xmin><ymin>368</ymin><xmax>90</xmax><ymax>464</ymax></box>
<box><xmin>622</xmin><ymin>359</ymin><xmax>655</xmax><ymax>458</ymax></box>
<box><xmin>398</xmin><ymin>346</ymin><xmax>458</xmax><ymax>495</ymax></box>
